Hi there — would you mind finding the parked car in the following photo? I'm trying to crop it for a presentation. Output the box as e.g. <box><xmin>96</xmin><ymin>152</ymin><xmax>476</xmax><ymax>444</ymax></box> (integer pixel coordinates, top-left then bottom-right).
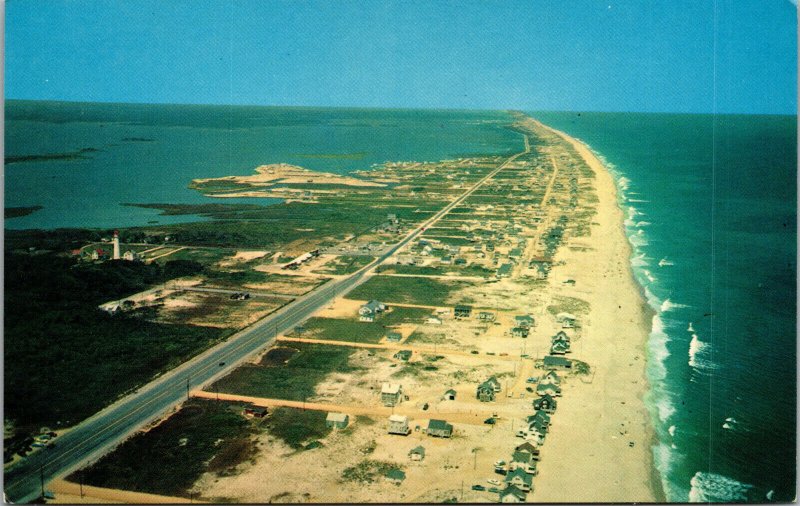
<box><xmin>471</xmin><ymin>485</ymin><xmax>486</xmax><ymax>491</ymax></box>
<box><xmin>483</xmin><ymin>417</ymin><xmax>496</xmax><ymax>425</ymax></box>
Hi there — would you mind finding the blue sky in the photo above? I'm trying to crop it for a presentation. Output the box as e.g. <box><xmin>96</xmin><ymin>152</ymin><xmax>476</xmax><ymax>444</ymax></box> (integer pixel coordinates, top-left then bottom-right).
<box><xmin>5</xmin><ymin>0</ymin><xmax>797</xmax><ymax>113</ymax></box>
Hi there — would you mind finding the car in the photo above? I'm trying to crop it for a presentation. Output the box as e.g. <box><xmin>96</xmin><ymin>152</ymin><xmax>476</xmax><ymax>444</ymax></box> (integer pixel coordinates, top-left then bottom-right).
<box><xmin>494</xmin><ymin>460</ymin><xmax>506</xmax><ymax>467</ymax></box>
<box><xmin>526</xmin><ymin>386</ymin><xmax>534</xmax><ymax>393</ymax></box>
<box><xmin>488</xmin><ymin>487</ymin><xmax>501</xmax><ymax>494</ymax></box>
<box><xmin>422</xmin><ymin>403</ymin><xmax>429</xmax><ymax>411</ymax></box>
<box><xmin>470</xmin><ymin>350</ymin><xmax>480</xmax><ymax>354</ymax></box>
<box><xmin>526</xmin><ymin>377</ymin><xmax>538</xmax><ymax>383</ymax></box>
<box><xmin>483</xmin><ymin>417</ymin><xmax>496</xmax><ymax>425</ymax></box>
<box><xmin>471</xmin><ymin>485</ymin><xmax>486</xmax><ymax>491</ymax></box>
<box><xmin>487</xmin><ymin>478</ymin><xmax>501</xmax><ymax>486</ymax></box>
<box><xmin>219</xmin><ymin>362</ymin><xmax>226</xmax><ymax>367</ymax></box>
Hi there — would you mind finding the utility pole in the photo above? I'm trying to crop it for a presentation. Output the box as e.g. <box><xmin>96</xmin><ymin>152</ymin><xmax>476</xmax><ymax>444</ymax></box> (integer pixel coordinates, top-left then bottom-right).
<box><xmin>79</xmin><ymin>464</ymin><xmax>85</xmax><ymax>498</ymax></box>
<box><xmin>40</xmin><ymin>463</ymin><xmax>45</xmax><ymax>500</ymax></box>
<box><xmin>186</xmin><ymin>376</ymin><xmax>190</xmax><ymax>401</ymax></box>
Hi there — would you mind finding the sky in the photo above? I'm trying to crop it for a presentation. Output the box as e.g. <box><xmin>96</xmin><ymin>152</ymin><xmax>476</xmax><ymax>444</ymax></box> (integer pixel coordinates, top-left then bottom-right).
<box><xmin>4</xmin><ymin>0</ymin><xmax>798</xmax><ymax>114</ymax></box>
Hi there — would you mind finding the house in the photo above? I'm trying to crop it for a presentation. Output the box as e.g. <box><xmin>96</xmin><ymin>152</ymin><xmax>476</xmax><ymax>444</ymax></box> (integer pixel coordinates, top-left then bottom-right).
<box><xmin>526</xmin><ymin>410</ymin><xmax>551</xmax><ymax>427</ymax></box>
<box><xmin>536</xmin><ymin>383</ymin><xmax>561</xmax><ymax>397</ymax></box>
<box><xmin>409</xmin><ymin>446</ymin><xmax>426</xmax><ymax>461</ymax></box>
<box><xmin>426</xmin><ymin>419</ymin><xmax>453</xmax><ymax>438</ymax></box>
<box><xmin>122</xmin><ymin>250</ymin><xmax>139</xmax><ymax>261</ymax></box>
<box><xmin>540</xmin><ymin>371</ymin><xmax>561</xmax><ymax>386</ymax></box>
<box><xmin>511</xmin><ymin>327</ymin><xmax>529</xmax><ymax>338</ymax></box>
<box><xmin>556</xmin><ymin>312</ymin><xmax>576</xmax><ymax>328</ymax></box>
<box><xmin>551</xmin><ymin>331</ymin><xmax>570</xmax><ymax>344</ymax></box>
<box><xmin>359</xmin><ymin>300</ymin><xmax>387</xmax><ymax>322</ymax></box>
<box><xmin>550</xmin><ymin>340</ymin><xmax>570</xmax><ymax>355</ymax></box>
<box><xmin>499</xmin><ymin>485</ymin><xmax>528</xmax><ymax>503</ymax></box>
<box><xmin>386</xmin><ymin>331</ymin><xmax>403</xmax><ymax>343</ymax></box>
<box><xmin>325</xmin><ymin>412</ymin><xmax>350</xmax><ymax>429</ymax></box>
<box><xmin>509</xmin><ymin>248</ymin><xmax>523</xmax><ymax>260</ymax></box>
<box><xmin>485</xmin><ymin>376</ymin><xmax>501</xmax><ymax>392</ymax></box>
<box><xmin>388</xmin><ymin>414</ymin><xmax>410</xmax><ymax>435</ymax></box>
<box><xmin>533</xmin><ymin>394</ymin><xmax>557</xmax><ymax>413</ymax></box>
<box><xmin>443</xmin><ymin>389</ymin><xmax>457</xmax><ymax>401</ymax></box>
<box><xmin>496</xmin><ymin>263</ymin><xmax>513</xmax><ymax>278</ymax></box>
<box><xmin>440</xmin><ymin>255</ymin><xmax>452</xmax><ymax>265</ymax></box>
<box><xmin>381</xmin><ymin>383</ymin><xmax>403</xmax><ymax>407</ymax></box>
<box><xmin>385</xmin><ymin>468</ymin><xmax>406</xmax><ymax>485</ymax></box>
<box><xmin>393</xmin><ymin>350</ymin><xmax>412</xmax><ymax>362</ymax></box>
<box><xmin>543</xmin><ymin>355</ymin><xmax>572</xmax><ymax>370</ymax></box>
<box><xmin>454</xmin><ymin>304</ymin><xmax>472</xmax><ymax>319</ymax></box>
<box><xmin>509</xmin><ymin>451</ymin><xmax>537</xmax><ymax>474</ymax></box>
<box><xmin>426</xmin><ymin>316</ymin><xmax>443</xmax><ymax>325</ymax></box>
<box><xmin>454</xmin><ymin>257</ymin><xmax>467</xmax><ymax>266</ymax></box>
<box><xmin>478</xmin><ymin>311</ymin><xmax>496</xmax><ymax>322</ymax></box>
<box><xmin>514</xmin><ymin>315</ymin><xmax>534</xmax><ymax>329</ymax></box>
<box><xmin>476</xmin><ymin>381</ymin><xmax>496</xmax><ymax>402</ymax></box>
<box><xmin>504</xmin><ymin>468</ymin><xmax>533</xmax><ymax>492</ymax></box>
<box><xmin>515</xmin><ymin>441</ymin><xmax>540</xmax><ymax>459</ymax></box>
<box><xmin>528</xmin><ymin>417</ymin><xmax>549</xmax><ymax>436</ymax></box>
<box><xmin>243</xmin><ymin>406</ymin><xmax>267</xmax><ymax>418</ymax></box>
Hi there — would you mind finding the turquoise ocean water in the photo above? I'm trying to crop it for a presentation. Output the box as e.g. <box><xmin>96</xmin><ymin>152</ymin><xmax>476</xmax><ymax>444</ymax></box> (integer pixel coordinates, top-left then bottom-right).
<box><xmin>4</xmin><ymin>101</ymin><xmax>521</xmax><ymax>229</ymax></box>
<box><xmin>534</xmin><ymin>111</ymin><xmax>797</xmax><ymax>502</ymax></box>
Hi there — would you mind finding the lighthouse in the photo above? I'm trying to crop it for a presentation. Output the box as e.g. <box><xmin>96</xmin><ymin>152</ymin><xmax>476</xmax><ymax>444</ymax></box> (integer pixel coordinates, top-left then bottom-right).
<box><xmin>112</xmin><ymin>230</ymin><xmax>121</xmax><ymax>260</ymax></box>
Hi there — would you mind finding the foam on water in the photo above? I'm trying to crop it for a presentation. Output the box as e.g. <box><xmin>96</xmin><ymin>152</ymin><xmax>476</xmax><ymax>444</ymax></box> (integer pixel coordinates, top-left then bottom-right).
<box><xmin>688</xmin><ymin>333</ymin><xmax>715</xmax><ymax>371</ymax></box>
<box><xmin>660</xmin><ymin>299</ymin><xmax>688</xmax><ymax>312</ymax></box>
<box><xmin>688</xmin><ymin>472</ymin><xmax>753</xmax><ymax>503</ymax></box>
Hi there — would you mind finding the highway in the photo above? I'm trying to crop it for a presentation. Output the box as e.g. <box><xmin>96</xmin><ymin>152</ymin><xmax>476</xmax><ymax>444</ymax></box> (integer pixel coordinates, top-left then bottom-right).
<box><xmin>4</xmin><ymin>134</ymin><xmax>529</xmax><ymax>503</ymax></box>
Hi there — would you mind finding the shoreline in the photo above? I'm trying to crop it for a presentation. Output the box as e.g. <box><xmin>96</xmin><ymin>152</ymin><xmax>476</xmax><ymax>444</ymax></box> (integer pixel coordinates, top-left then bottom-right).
<box><xmin>530</xmin><ymin>118</ymin><xmax>664</xmax><ymax>502</ymax></box>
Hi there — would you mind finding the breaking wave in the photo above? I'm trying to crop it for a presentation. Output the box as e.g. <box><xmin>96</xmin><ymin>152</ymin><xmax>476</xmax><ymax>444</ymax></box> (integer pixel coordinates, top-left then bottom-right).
<box><xmin>688</xmin><ymin>472</ymin><xmax>753</xmax><ymax>503</ymax></box>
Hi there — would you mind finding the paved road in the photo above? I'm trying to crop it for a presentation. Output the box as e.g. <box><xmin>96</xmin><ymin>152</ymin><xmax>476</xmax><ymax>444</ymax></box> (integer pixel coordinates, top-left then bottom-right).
<box><xmin>4</xmin><ymin>134</ymin><xmax>529</xmax><ymax>503</ymax></box>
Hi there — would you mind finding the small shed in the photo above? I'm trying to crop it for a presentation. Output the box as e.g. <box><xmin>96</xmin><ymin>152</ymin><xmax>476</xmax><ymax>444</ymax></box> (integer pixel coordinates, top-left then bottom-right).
<box><xmin>325</xmin><ymin>412</ymin><xmax>349</xmax><ymax>429</ymax></box>
<box><xmin>443</xmin><ymin>389</ymin><xmax>457</xmax><ymax>401</ymax></box>
<box><xmin>426</xmin><ymin>316</ymin><xmax>443</xmax><ymax>325</ymax></box>
<box><xmin>409</xmin><ymin>445</ymin><xmax>426</xmax><ymax>461</ymax></box>
<box><xmin>426</xmin><ymin>419</ymin><xmax>453</xmax><ymax>438</ymax></box>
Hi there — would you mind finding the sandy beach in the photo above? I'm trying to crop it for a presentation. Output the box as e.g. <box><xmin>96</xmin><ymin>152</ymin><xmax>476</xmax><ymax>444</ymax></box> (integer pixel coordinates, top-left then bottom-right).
<box><xmin>528</xmin><ymin>120</ymin><xmax>660</xmax><ymax>502</ymax></box>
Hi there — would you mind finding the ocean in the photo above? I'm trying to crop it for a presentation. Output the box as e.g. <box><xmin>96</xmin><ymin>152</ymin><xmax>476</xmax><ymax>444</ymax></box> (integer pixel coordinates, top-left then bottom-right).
<box><xmin>4</xmin><ymin>100</ymin><xmax>521</xmax><ymax>230</ymax></box>
<box><xmin>534</xmin><ymin>111</ymin><xmax>797</xmax><ymax>502</ymax></box>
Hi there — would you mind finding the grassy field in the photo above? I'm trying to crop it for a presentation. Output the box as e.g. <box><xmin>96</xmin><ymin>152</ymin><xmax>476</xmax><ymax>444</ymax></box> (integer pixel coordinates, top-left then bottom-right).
<box><xmin>264</xmin><ymin>407</ymin><xmax>331</xmax><ymax>449</ymax></box>
<box><xmin>211</xmin><ymin>343</ymin><xmax>358</xmax><ymax>401</ymax></box>
<box><xmin>290</xmin><ymin>307</ymin><xmax>431</xmax><ymax>343</ymax></box>
<box><xmin>345</xmin><ymin>275</ymin><xmax>474</xmax><ymax>306</ymax></box>
<box><xmin>312</xmin><ymin>255</ymin><xmax>374</xmax><ymax>275</ymax></box>
<box><xmin>70</xmin><ymin>399</ymin><xmax>257</xmax><ymax>497</ymax></box>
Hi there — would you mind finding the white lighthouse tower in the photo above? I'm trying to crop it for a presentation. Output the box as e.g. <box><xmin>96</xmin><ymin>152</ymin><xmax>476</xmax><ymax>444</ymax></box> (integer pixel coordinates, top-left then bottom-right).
<box><xmin>112</xmin><ymin>230</ymin><xmax>121</xmax><ymax>260</ymax></box>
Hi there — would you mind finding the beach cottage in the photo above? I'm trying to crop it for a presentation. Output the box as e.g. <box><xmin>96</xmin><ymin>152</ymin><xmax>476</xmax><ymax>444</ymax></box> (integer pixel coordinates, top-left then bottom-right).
<box><xmin>325</xmin><ymin>412</ymin><xmax>349</xmax><ymax>429</ymax></box>
<box><xmin>499</xmin><ymin>485</ymin><xmax>527</xmax><ymax>503</ymax></box>
<box><xmin>426</xmin><ymin>419</ymin><xmax>453</xmax><ymax>438</ymax></box>
<box><xmin>381</xmin><ymin>383</ymin><xmax>403</xmax><ymax>407</ymax></box>
<box><xmin>543</xmin><ymin>355</ymin><xmax>572</xmax><ymax>370</ymax></box>
<box><xmin>533</xmin><ymin>394</ymin><xmax>557</xmax><ymax>413</ymax></box>
<box><xmin>477</xmin><ymin>382</ymin><xmax>496</xmax><ymax>402</ymax></box>
<box><xmin>388</xmin><ymin>414</ymin><xmax>410</xmax><ymax>435</ymax></box>
<box><xmin>359</xmin><ymin>300</ymin><xmax>387</xmax><ymax>322</ymax></box>
<box><xmin>408</xmin><ymin>446</ymin><xmax>426</xmax><ymax>461</ymax></box>
<box><xmin>504</xmin><ymin>468</ymin><xmax>533</xmax><ymax>492</ymax></box>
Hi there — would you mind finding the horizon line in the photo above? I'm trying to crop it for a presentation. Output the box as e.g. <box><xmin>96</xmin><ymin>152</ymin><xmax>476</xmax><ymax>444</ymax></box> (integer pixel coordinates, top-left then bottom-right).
<box><xmin>4</xmin><ymin>97</ymin><xmax>798</xmax><ymax>117</ymax></box>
